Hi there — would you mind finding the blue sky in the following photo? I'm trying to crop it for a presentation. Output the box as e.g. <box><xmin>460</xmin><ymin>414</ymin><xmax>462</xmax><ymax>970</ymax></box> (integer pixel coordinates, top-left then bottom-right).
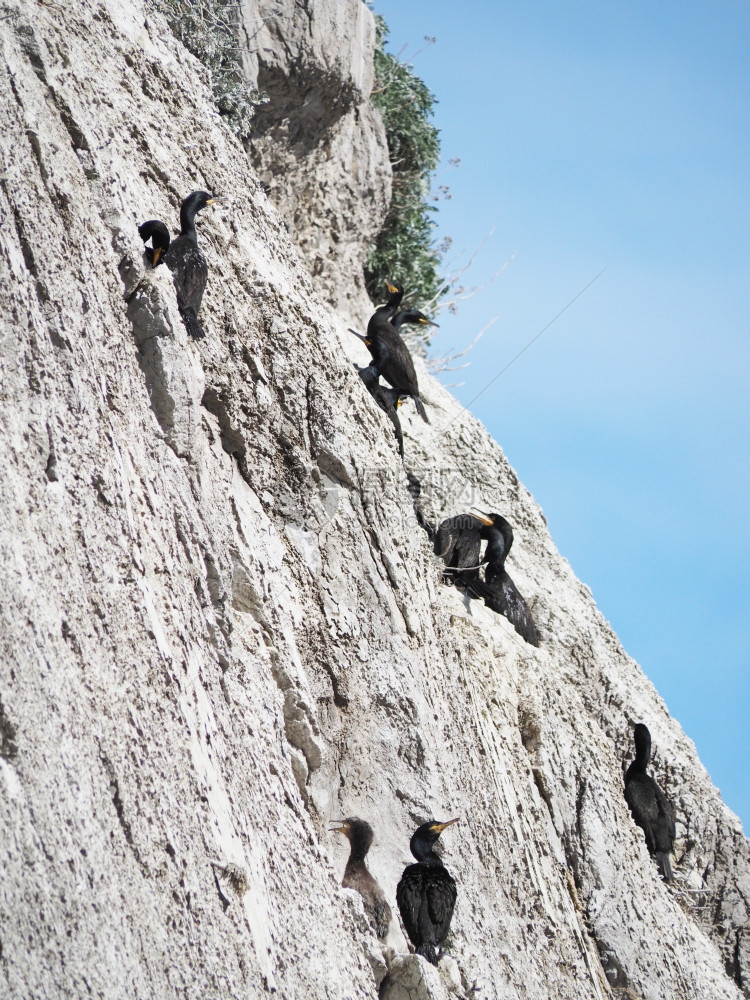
<box><xmin>372</xmin><ymin>0</ymin><xmax>750</xmax><ymax>829</ymax></box>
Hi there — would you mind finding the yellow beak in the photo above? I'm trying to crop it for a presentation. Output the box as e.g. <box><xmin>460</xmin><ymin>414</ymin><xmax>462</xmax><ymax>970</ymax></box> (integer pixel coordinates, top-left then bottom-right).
<box><xmin>432</xmin><ymin>818</ymin><xmax>460</xmax><ymax>833</ymax></box>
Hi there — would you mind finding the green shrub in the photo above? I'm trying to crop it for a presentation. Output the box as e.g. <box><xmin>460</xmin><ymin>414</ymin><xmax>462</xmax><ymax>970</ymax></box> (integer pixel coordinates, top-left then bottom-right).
<box><xmin>149</xmin><ymin>0</ymin><xmax>267</xmax><ymax>139</ymax></box>
<box><xmin>366</xmin><ymin>14</ymin><xmax>447</xmax><ymax>332</ymax></box>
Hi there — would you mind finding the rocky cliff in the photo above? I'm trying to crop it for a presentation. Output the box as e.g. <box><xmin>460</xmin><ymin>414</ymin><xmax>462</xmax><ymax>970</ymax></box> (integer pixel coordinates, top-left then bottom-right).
<box><xmin>239</xmin><ymin>0</ymin><xmax>390</xmax><ymax>317</ymax></box>
<box><xmin>0</xmin><ymin>2</ymin><xmax>748</xmax><ymax>1000</ymax></box>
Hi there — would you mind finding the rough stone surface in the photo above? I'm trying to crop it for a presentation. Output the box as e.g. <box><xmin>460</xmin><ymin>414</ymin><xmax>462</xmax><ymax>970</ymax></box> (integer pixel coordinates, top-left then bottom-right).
<box><xmin>0</xmin><ymin>2</ymin><xmax>748</xmax><ymax>1000</ymax></box>
<box><xmin>239</xmin><ymin>0</ymin><xmax>391</xmax><ymax>319</ymax></box>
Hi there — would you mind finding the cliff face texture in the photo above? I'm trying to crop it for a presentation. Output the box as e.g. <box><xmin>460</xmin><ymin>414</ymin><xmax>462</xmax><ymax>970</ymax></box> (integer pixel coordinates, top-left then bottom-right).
<box><xmin>239</xmin><ymin>0</ymin><xmax>390</xmax><ymax>317</ymax></box>
<box><xmin>0</xmin><ymin>3</ymin><xmax>748</xmax><ymax>1000</ymax></box>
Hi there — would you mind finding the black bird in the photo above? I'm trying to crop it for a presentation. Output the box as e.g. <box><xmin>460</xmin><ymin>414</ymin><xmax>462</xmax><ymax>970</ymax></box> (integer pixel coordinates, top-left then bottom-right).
<box><xmin>461</xmin><ymin>511</ymin><xmax>540</xmax><ymax>646</ymax></box>
<box><xmin>348</xmin><ymin>281</ymin><xmax>403</xmax><ymax>360</ymax></box>
<box><xmin>358</xmin><ymin>365</ymin><xmax>406</xmax><ymax>456</ymax></box>
<box><xmin>624</xmin><ymin>723</ymin><xmax>676</xmax><ymax>883</ymax></box>
<box><xmin>138</xmin><ymin>219</ymin><xmax>170</xmax><ymax>266</ymax></box>
<box><xmin>361</xmin><ymin>287</ymin><xmax>436</xmax><ymax>423</ymax></box>
<box><xmin>396</xmin><ymin>818</ymin><xmax>458</xmax><ymax>965</ymax></box>
<box><xmin>331</xmin><ymin>817</ymin><xmax>392</xmax><ymax>940</ymax></box>
<box><xmin>152</xmin><ymin>190</ymin><xmax>220</xmax><ymax>339</ymax></box>
<box><xmin>433</xmin><ymin>512</ymin><xmax>492</xmax><ymax>585</ymax></box>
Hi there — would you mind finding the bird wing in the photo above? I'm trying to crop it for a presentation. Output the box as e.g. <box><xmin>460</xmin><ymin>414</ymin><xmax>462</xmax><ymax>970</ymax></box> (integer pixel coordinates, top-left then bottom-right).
<box><xmin>425</xmin><ymin>870</ymin><xmax>457</xmax><ymax>943</ymax></box>
<box><xmin>434</xmin><ymin>520</ymin><xmax>457</xmax><ymax>560</ymax></box>
<box><xmin>454</xmin><ymin>528</ymin><xmax>483</xmax><ymax>569</ymax></box>
<box><xmin>625</xmin><ymin>772</ymin><xmax>675</xmax><ymax>880</ymax></box>
<box><xmin>379</xmin><ymin>330</ymin><xmax>420</xmax><ymax>397</ymax></box>
<box><xmin>434</xmin><ymin>517</ymin><xmax>482</xmax><ymax>568</ymax></box>
<box><xmin>396</xmin><ymin>867</ymin><xmax>424</xmax><ymax>945</ymax></box>
<box><xmin>368</xmin><ymin>338</ymin><xmax>391</xmax><ymax>376</ymax></box>
<box><xmin>372</xmin><ymin>894</ymin><xmax>393</xmax><ymax>940</ymax></box>
<box><xmin>653</xmin><ymin>781</ymin><xmax>676</xmax><ymax>849</ymax></box>
<box><xmin>164</xmin><ymin>239</ymin><xmax>208</xmax><ymax>314</ymax></box>
<box><xmin>625</xmin><ymin>774</ymin><xmax>660</xmax><ymax>853</ymax></box>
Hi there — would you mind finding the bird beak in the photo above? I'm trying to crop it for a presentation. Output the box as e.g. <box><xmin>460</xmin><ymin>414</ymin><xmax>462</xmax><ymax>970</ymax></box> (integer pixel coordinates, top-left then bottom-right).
<box><xmin>385</xmin><ymin>280</ymin><xmax>399</xmax><ymax>294</ymax></box>
<box><xmin>419</xmin><ymin>318</ymin><xmax>439</xmax><ymax>327</ymax></box>
<box><xmin>205</xmin><ymin>197</ymin><xmax>224</xmax><ymax>206</ymax></box>
<box><xmin>433</xmin><ymin>818</ymin><xmax>460</xmax><ymax>832</ymax></box>
<box><xmin>330</xmin><ymin>820</ymin><xmax>351</xmax><ymax>835</ymax></box>
<box><xmin>470</xmin><ymin>508</ymin><xmax>493</xmax><ymax>526</ymax></box>
<box><xmin>348</xmin><ymin>328</ymin><xmax>369</xmax><ymax>343</ymax></box>
<box><xmin>152</xmin><ymin>247</ymin><xmax>163</xmax><ymax>265</ymax></box>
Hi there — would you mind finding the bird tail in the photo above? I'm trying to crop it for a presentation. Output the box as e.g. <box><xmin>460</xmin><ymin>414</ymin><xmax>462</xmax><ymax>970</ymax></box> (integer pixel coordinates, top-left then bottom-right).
<box><xmin>414</xmin><ymin>396</ymin><xmax>430</xmax><ymax>423</ymax></box>
<box><xmin>457</xmin><ymin>575</ymin><xmax>542</xmax><ymax>646</ymax></box>
<box><xmin>457</xmin><ymin>574</ymin><xmax>491</xmax><ymax>601</ymax></box>
<box><xmin>416</xmin><ymin>943</ymin><xmax>439</xmax><ymax>966</ymax></box>
<box><xmin>656</xmin><ymin>852</ymin><xmax>674</xmax><ymax>883</ymax></box>
<box><xmin>180</xmin><ymin>307</ymin><xmax>206</xmax><ymax>339</ymax></box>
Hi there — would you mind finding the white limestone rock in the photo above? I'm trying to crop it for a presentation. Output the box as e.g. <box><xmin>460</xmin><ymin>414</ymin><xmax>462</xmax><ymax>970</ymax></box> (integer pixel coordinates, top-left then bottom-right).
<box><xmin>0</xmin><ymin>2</ymin><xmax>748</xmax><ymax>1000</ymax></box>
<box><xmin>239</xmin><ymin>0</ymin><xmax>391</xmax><ymax>318</ymax></box>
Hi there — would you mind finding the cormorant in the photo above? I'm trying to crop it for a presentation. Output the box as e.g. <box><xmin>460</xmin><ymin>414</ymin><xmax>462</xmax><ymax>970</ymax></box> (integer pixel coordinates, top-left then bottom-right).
<box><xmin>347</xmin><ymin>281</ymin><xmax>402</xmax><ymax>350</ymax></box>
<box><xmin>331</xmin><ymin>817</ymin><xmax>392</xmax><ymax>940</ymax></box>
<box><xmin>396</xmin><ymin>818</ymin><xmax>458</xmax><ymax>965</ymax></box>
<box><xmin>138</xmin><ymin>219</ymin><xmax>170</xmax><ymax>266</ymax></box>
<box><xmin>433</xmin><ymin>513</ymin><xmax>491</xmax><ymax>585</ymax></box>
<box><xmin>156</xmin><ymin>190</ymin><xmax>220</xmax><ymax>339</ymax></box>
<box><xmin>361</xmin><ymin>289</ymin><xmax>436</xmax><ymax>423</ymax></box>
<box><xmin>350</xmin><ymin>289</ymin><xmax>436</xmax><ymax>440</ymax></box>
<box><xmin>462</xmin><ymin>511</ymin><xmax>540</xmax><ymax>646</ymax></box>
<box><xmin>624</xmin><ymin>723</ymin><xmax>675</xmax><ymax>883</ymax></box>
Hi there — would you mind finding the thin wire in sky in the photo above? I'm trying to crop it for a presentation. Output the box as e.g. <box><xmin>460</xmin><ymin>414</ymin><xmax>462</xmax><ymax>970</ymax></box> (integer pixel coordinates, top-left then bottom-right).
<box><xmin>438</xmin><ymin>266</ymin><xmax>608</xmax><ymax>436</ymax></box>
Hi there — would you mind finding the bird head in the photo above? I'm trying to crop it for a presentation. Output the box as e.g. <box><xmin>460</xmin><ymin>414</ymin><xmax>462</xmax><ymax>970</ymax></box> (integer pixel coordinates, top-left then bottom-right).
<box><xmin>382</xmin><ymin>280</ymin><xmax>404</xmax><ymax>310</ymax></box>
<box><xmin>138</xmin><ymin>220</ymin><xmax>171</xmax><ymax>266</ymax></box>
<box><xmin>471</xmin><ymin>510</ymin><xmax>514</xmax><ymax>552</ymax></box>
<box><xmin>632</xmin><ymin>723</ymin><xmax>652</xmax><ymax>760</ymax></box>
<box><xmin>470</xmin><ymin>509</ymin><xmax>498</xmax><ymax>527</ymax></box>
<box><xmin>409</xmin><ymin>818</ymin><xmax>459</xmax><ymax>860</ymax></box>
<box><xmin>331</xmin><ymin>817</ymin><xmax>374</xmax><ymax>852</ymax></box>
<box><xmin>393</xmin><ymin>308</ymin><xmax>439</xmax><ymax>331</ymax></box>
<box><xmin>182</xmin><ymin>190</ymin><xmax>222</xmax><ymax>214</ymax></box>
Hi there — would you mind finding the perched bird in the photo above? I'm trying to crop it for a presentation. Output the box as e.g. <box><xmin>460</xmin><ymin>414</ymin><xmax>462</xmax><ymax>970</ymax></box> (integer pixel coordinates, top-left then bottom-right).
<box><xmin>433</xmin><ymin>513</ymin><xmax>492</xmax><ymax>585</ymax></box>
<box><xmin>624</xmin><ymin>723</ymin><xmax>676</xmax><ymax>883</ymax></box>
<box><xmin>461</xmin><ymin>511</ymin><xmax>540</xmax><ymax>646</ymax></box>
<box><xmin>396</xmin><ymin>818</ymin><xmax>459</xmax><ymax>965</ymax></box>
<box><xmin>138</xmin><ymin>220</ymin><xmax>170</xmax><ymax>266</ymax></box>
<box><xmin>351</xmin><ymin>293</ymin><xmax>436</xmax><ymax>451</ymax></box>
<box><xmin>331</xmin><ymin>817</ymin><xmax>392</xmax><ymax>940</ymax></box>
<box><xmin>360</xmin><ymin>286</ymin><xmax>436</xmax><ymax>422</ymax></box>
<box><xmin>348</xmin><ymin>281</ymin><xmax>402</xmax><ymax>361</ymax></box>
<box><xmin>140</xmin><ymin>190</ymin><xmax>220</xmax><ymax>339</ymax></box>
<box><xmin>358</xmin><ymin>365</ymin><xmax>406</xmax><ymax>456</ymax></box>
